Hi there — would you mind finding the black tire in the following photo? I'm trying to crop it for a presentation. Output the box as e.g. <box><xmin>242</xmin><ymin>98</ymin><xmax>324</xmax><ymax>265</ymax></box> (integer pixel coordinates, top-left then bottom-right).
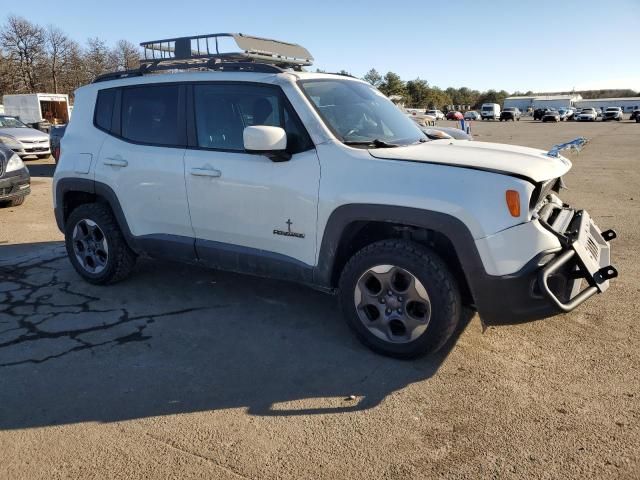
<box><xmin>65</xmin><ymin>203</ymin><xmax>136</xmax><ymax>285</ymax></box>
<box><xmin>9</xmin><ymin>196</ymin><xmax>26</xmax><ymax>207</ymax></box>
<box><xmin>338</xmin><ymin>240</ymin><xmax>461</xmax><ymax>359</ymax></box>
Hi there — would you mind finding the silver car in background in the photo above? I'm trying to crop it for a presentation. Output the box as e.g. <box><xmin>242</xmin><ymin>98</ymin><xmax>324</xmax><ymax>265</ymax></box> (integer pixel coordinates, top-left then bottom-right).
<box><xmin>0</xmin><ymin>115</ymin><xmax>51</xmax><ymax>158</ymax></box>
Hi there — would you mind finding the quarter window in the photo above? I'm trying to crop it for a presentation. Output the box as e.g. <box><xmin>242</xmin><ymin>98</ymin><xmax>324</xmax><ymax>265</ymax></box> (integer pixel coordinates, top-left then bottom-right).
<box><xmin>121</xmin><ymin>85</ymin><xmax>179</xmax><ymax>145</ymax></box>
<box><xmin>95</xmin><ymin>89</ymin><xmax>116</xmax><ymax>132</ymax></box>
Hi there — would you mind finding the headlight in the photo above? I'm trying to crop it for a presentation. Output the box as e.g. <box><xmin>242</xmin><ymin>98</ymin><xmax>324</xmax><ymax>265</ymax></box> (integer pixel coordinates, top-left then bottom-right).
<box><xmin>0</xmin><ymin>135</ymin><xmax>22</xmax><ymax>150</ymax></box>
<box><xmin>5</xmin><ymin>153</ymin><xmax>25</xmax><ymax>172</ymax></box>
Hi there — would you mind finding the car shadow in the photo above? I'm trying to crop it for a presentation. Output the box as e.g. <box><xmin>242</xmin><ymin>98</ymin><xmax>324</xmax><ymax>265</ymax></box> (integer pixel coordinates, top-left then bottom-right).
<box><xmin>0</xmin><ymin>241</ymin><xmax>473</xmax><ymax>430</ymax></box>
<box><xmin>24</xmin><ymin>158</ymin><xmax>55</xmax><ymax>178</ymax></box>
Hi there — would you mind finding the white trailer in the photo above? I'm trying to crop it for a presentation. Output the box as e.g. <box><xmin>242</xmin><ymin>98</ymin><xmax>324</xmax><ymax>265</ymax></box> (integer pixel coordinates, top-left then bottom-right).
<box><xmin>2</xmin><ymin>93</ymin><xmax>71</xmax><ymax>127</ymax></box>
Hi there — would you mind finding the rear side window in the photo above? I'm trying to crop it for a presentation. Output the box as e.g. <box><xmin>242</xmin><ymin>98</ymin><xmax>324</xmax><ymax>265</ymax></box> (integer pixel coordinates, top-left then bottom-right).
<box><xmin>121</xmin><ymin>85</ymin><xmax>179</xmax><ymax>146</ymax></box>
<box><xmin>94</xmin><ymin>89</ymin><xmax>116</xmax><ymax>132</ymax></box>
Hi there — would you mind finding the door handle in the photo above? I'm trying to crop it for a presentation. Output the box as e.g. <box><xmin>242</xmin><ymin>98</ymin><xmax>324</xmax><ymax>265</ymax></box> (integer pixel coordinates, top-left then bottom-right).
<box><xmin>103</xmin><ymin>157</ymin><xmax>128</xmax><ymax>167</ymax></box>
<box><xmin>190</xmin><ymin>167</ymin><xmax>222</xmax><ymax>178</ymax></box>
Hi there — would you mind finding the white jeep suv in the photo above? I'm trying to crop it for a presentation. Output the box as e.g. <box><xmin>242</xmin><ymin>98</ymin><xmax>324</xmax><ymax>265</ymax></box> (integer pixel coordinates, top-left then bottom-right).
<box><xmin>52</xmin><ymin>34</ymin><xmax>618</xmax><ymax>358</ymax></box>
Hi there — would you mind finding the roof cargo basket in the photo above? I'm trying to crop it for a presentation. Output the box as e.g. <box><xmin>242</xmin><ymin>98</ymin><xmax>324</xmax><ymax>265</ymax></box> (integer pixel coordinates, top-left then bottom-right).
<box><xmin>93</xmin><ymin>33</ymin><xmax>313</xmax><ymax>83</ymax></box>
<box><xmin>141</xmin><ymin>33</ymin><xmax>312</xmax><ymax>68</ymax></box>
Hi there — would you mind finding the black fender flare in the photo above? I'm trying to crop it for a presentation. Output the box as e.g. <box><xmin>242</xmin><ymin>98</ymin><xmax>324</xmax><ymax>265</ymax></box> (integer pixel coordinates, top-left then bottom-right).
<box><xmin>54</xmin><ymin>178</ymin><xmax>138</xmax><ymax>251</ymax></box>
<box><xmin>313</xmin><ymin>203</ymin><xmax>488</xmax><ymax>290</ymax></box>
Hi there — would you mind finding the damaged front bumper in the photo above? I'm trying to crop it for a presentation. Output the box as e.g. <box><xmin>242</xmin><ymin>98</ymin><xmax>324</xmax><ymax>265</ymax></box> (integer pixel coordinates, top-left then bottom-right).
<box><xmin>538</xmin><ymin>209</ymin><xmax>617</xmax><ymax>312</ymax></box>
<box><xmin>471</xmin><ymin>204</ymin><xmax>617</xmax><ymax>325</ymax></box>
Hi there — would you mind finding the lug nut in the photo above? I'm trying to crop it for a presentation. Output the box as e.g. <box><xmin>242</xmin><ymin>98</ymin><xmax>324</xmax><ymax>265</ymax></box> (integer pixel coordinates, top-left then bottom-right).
<box><xmin>386</xmin><ymin>308</ymin><xmax>391</xmax><ymax>315</ymax></box>
<box><xmin>397</xmin><ymin>308</ymin><xmax>402</xmax><ymax>313</ymax></box>
<box><xmin>398</xmin><ymin>296</ymin><xmax>403</xmax><ymax>302</ymax></box>
<box><xmin>379</xmin><ymin>298</ymin><xmax>386</xmax><ymax>304</ymax></box>
<box><xmin>387</xmin><ymin>290</ymin><xmax>393</xmax><ymax>296</ymax></box>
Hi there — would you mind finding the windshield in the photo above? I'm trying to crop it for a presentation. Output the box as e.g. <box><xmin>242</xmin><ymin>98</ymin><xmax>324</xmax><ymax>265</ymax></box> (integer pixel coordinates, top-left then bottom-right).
<box><xmin>0</xmin><ymin>116</ymin><xmax>28</xmax><ymax>128</ymax></box>
<box><xmin>482</xmin><ymin>106</ymin><xmax>493</xmax><ymax>111</ymax></box>
<box><xmin>299</xmin><ymin>79</ymin><xmax>425</xmax><ymax>146</ymax></box>
<box><xmin>606</xmin><ymin>108</ymin><xmax>618</xmax><ymax>111</ymax></box>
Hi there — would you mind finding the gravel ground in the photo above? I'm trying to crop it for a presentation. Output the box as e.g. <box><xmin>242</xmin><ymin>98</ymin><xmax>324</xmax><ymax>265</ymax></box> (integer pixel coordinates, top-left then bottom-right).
<box><xmin>0</xmin><ymin>118</ymin><xmax>638</xmax><ymax>479</ymax></box>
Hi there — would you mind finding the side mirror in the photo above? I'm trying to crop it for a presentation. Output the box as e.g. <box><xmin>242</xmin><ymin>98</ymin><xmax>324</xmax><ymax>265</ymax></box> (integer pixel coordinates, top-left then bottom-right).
<box><xmin>243</xmin><ymin>125</ymin><xmax>291</xmax><ymax>162</ymax></box>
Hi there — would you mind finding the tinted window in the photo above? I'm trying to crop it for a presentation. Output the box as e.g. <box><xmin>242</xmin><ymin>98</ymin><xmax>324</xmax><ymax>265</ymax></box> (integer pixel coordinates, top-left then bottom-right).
<box><xmin>95</xmin><ymin>89</ymin><xmax>116</xmax><ymax>132</ymax></box>
<box><xmin>193</xmin><ymin>84</ymin><xmax>312</xmax><ymax>153</ymax></box>
<box><xmin>121</xmin><ymin>85</ymin><xmax>179</xmax><ymax>145</ymax></box>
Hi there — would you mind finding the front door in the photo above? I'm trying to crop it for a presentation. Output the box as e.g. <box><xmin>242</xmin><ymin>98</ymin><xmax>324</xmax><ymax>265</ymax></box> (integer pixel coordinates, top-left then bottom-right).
<box><xmin>184</xmin><ymin>83</ymin><xmax>320</xmax><ymax>278</ymax></box>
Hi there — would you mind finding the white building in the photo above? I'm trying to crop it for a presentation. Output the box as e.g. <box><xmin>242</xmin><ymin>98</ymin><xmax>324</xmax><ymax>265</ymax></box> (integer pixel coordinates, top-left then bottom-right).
<box><xmin>575</xmin><ymin>97</ymin><xmax>640</xmax><ymax>113</ymax></box>
<box><xmin>504</xmin><ymin>94</ymin><xmax>582</xmax><ymax>111</ymax></box>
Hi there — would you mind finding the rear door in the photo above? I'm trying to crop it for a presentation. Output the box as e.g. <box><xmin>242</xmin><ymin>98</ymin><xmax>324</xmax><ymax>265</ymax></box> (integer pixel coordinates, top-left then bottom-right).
<box><xmin>94</xmin><ymin>84</ymin><xmax>194</xmax><ymax>259</ymax></box>
<box><xmin>183</xmin><ymin>82</ymin><xmax>320</xmax><ymax>277</ymax></box>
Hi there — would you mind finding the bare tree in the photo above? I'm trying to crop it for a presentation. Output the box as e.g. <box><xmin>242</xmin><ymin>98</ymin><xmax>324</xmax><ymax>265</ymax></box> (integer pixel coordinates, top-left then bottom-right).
<box><xmin>45</xmin><ymin>25</ymin><xmax>71</xmax><ymax>93</ymax></box>
<box><xmin>111</xmin><ymin>39</ymin><xmax>140</xmax><ymax>71</ymax></box>
<box><xmin>56</xmin><ymin>39</ymin><xmax>86</xmax><ymax>98</ymax></box>
<box><xmin>84</xmin><ymin>37</ymin><xmax>116</xmax><ymax>80</ymax></box>
<box><xmin>0</xmin><ymin>15</ymin><xmax>45</xmax><ymax>92</ymax></box>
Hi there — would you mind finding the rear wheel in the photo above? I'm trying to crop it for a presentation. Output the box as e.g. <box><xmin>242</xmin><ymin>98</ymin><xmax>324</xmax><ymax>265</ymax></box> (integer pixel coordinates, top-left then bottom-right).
<box><xmin>65</xmin><ymin>203</ymin><xmax>136</xmax><ymax>284</ymax></box>
<box><xmin>339</xmin><ymin>240</ymin><xmax>461</xmax><ymax>358</ymax></box>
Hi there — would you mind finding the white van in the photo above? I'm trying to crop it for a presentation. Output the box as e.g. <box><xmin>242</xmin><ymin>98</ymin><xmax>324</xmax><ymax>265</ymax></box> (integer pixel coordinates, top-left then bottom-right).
<box><xmin>481</xmin><ymin>103</ymin><xmax>501</xmax><ymax>120</ymax></box>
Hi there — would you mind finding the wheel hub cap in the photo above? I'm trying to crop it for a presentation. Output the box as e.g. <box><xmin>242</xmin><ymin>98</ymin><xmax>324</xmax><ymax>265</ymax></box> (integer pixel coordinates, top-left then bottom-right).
<box><xmin>354</xmin><ymin>265</ymin><xmax>432</xmax><ymax>344</ymax></box>
<box><xmin>72</xmin><ymin>219</ymin><xmax>109</xmax><ymax>274</ymax></box>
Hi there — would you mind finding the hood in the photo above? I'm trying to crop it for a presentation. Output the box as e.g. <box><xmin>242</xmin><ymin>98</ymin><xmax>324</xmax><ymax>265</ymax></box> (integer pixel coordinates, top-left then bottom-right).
<box><xmin>0</xmin><ymin>127</ymin><xmax>49</xmax><ymax>141</ymax></box>
<box><xmin>368</xmin><ymin>140</ymin><xmax>572</xmax><ymax>183</ymax></box>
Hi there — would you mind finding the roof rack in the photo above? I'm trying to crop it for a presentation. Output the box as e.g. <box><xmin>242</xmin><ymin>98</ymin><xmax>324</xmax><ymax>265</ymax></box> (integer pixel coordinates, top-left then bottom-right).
<box><xmin>93</xmin><ymin>33</ymin><xmax>313</xmax><ymax>83</ymax></box>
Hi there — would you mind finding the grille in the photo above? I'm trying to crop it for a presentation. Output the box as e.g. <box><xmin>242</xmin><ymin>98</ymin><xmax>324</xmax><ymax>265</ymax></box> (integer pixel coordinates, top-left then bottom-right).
<box><xmin>586</xmin><ymin>236</ymin><xmax>599</xmax><ymax>261</ymax></box>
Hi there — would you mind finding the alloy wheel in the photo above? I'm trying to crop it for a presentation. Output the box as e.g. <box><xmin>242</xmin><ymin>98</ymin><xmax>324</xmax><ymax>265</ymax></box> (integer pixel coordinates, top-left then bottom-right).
<box><xmin>72</xmin><ymin>219</ymin><xmax>109</xmax><ymax>274</ymax></box>
<box><xmin>353</xmin><ymin>265</ymin><xmax>432</xmax><ymax>343</ymax></box>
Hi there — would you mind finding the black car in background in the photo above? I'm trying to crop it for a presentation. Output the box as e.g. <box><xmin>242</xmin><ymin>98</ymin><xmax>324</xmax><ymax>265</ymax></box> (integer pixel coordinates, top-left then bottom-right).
<box><xmin>500</xmin><ymin>107</ymin><xmax>521</xmax><ymax>121</ymax></box>
<box><xmin>533</xmin><ymin>108</ymin><xmax>546</xmax><ymax>121</ymax></box>
<box><xmin>0</xmin><ymin>144</ymin><xmax>30</xmax><ymax>207</ymax></box>
<box><xmin>49</xmin><ymin>125</ymin><xmax>66</xmax><ymax>163</ymax></box>
<box><xmin>629</xmin><ymin>109</ymin><xmax>640</xmax><ymax>122</ymax></box>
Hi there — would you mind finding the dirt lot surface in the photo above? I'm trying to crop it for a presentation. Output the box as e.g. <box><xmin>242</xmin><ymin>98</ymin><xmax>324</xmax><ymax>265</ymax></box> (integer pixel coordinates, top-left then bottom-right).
<box><xmin>0</xmin><ymin>119</ymin><xmax>638</xmax><ymax>479</ymax></box>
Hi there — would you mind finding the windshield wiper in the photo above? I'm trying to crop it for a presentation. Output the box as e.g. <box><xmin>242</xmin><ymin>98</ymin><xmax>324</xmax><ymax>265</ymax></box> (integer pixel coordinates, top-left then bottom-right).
<box><xmin>343</xmin><ymin>138</ymin><xmax>399</xmax><ymax>148</ymax></box>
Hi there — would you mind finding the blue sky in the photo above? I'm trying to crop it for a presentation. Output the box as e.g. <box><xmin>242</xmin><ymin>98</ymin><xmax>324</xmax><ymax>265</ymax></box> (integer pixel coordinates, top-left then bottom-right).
<box><xmin>5</xmin><ymin>0</ymin><xmax>639</xmax><ymax>92</ymax></box>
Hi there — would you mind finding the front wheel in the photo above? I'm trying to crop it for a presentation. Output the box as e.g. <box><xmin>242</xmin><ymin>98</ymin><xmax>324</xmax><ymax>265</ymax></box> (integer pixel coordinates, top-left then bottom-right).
<box><xmin>338</xmin><ymin>240</ymin><xmax>461</xmax><ymax>358</ymax></box>
<box><xmin>65</xmin><ymin>203</ymin><xmax>137</xmax><ymax>284</ymax></box>
<box><xmin>9</xmin><ymin>196</ymin><xmax>26</xmax><ymax>207</ymax></box>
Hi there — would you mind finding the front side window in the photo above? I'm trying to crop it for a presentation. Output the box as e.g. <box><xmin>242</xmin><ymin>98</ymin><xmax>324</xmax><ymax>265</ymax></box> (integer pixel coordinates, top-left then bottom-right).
<box><xmin>193</xmin><ymin>83</ymin><xmax>312</xmax><ymax>153</ymax></box>
<box><xmin>121</xmin><ymin>85</ymin><xmax>179</xmax><ymax>145</ymax></box>
<box><xmin>298</xmin><ymin>79</ymin><xmax>425</xmax><ymax>147</ymax></box>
